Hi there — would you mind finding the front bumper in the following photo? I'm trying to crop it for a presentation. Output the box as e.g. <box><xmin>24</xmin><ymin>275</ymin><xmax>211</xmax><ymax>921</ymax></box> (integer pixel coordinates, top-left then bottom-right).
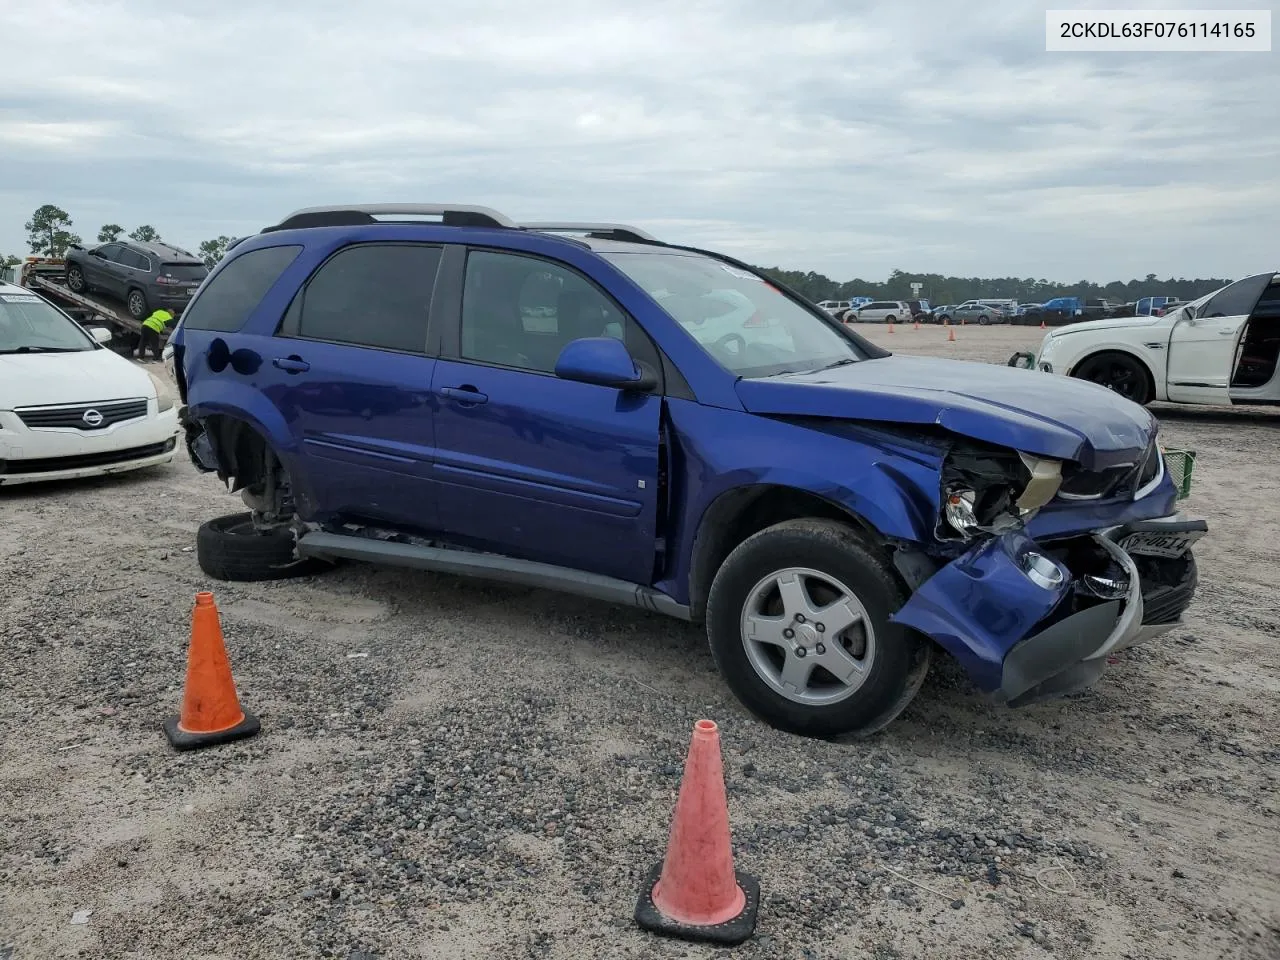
<box><xmin>0</xmin><ymin>405</ymin><xmax>179</xmax><ymax>486</ymax></box>
<box><xmin>893</xmin><ymin>513</ymin><xmax>1205</xmax><ymax>706</ymax></box>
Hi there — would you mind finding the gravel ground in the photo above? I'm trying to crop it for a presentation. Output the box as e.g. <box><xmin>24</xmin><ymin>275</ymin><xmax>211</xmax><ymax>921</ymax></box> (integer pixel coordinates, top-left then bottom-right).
<box><xmin>1</xmin><ymin>325</ymin><xmax>1277</xmax><ymax>960</ymax></box>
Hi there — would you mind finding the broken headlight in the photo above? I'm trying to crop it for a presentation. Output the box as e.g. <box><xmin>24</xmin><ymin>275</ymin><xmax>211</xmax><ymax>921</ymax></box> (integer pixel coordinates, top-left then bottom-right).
<box><xmin>939</xmin><ymin>443</ymin><xmax>1063</xmax><ymax>540</ymax></box>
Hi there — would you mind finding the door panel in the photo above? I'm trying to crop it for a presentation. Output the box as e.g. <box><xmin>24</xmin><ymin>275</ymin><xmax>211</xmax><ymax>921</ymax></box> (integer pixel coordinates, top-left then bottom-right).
<box><xmin>1167</xmin><ymin>273</ymin><xmax>1272</xmax><ymax>404</ymax></box>
<box><xmin>430</xmin><ymin>359</ymin><xmax>661</xmax><ymax>584</ymax></box>
<box><xmin>84</xmin><ymin>245</ymin><xmax>117</xmax><ymax>288</ymax></box>
<box><xmin>261</xmin><ymin>338</ymin><xmax>439</xmax><ymax>530</ymax></box>
<box><xmin>262</xmin><ymin>241</ymin><xmax>446</xmax><ymax>530</ymax></box>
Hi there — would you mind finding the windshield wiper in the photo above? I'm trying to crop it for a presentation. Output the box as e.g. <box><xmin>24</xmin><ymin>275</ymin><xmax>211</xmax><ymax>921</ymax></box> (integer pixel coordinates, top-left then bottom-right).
<box><xmin>0</xmin><ymin>346</ymin><xmax>83</xmax><ymax>354</ymax></box>
<box><xmin>809</xmin><ymin>357</ymin><xmax>858</xmax><ymax>373</ymax></box>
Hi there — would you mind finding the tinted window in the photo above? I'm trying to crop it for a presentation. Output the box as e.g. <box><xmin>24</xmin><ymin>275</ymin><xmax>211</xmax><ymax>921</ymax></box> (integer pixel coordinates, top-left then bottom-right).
<box><xmin>461</xmin><ymin>250</ymin><xmax>642</xmax><ymax>374</ymax></box>
<box><xmin>160</xmin><ymin>263</ymin><xmax>208</xmax><ymax>280</ymax></box>
<box><xmin>182</xmin><ymin>244</ymin><xmax>302</xmax><ymax>333</ymax></box>
<box><xmin>120</xmin><ymin>249</ymin><xmax>151</xmax><ymax>271</ymax></box>
<box><xmin>96</xmin><ymin>243</ymin><xmax>123</xmax><ymax>261</ymax></box>
<box><xmin>285</xmin><ymin>244</ymin><xmax>439</xmax><ymax>353</ymax></box>
<box><xmin>1199</xmin><ymin>273</ymin><xmax>1274</xmax><ymax>319</ymax></box>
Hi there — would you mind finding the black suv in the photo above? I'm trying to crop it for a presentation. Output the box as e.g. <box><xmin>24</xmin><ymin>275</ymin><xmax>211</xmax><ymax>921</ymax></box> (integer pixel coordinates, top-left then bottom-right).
<box><xmin>66</xmin><ymin>240</ymin><xmax>208</xmax><ymax>320</ymax></box>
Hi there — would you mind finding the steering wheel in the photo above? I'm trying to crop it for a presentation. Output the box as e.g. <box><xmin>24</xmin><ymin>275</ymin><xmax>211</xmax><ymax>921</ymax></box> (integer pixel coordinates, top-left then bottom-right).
<box><xmin>713</xmin><ymin>332</ymin><xmax>747</xmax><ymax>355</ymax></box>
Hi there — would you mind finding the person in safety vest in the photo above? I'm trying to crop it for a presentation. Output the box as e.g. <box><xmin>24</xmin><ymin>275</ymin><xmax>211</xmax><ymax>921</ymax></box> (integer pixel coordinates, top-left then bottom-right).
<box><xmin>138</xmin><ymin>307</ymin><xmax>174</xmax><ymax>361</ymax></box>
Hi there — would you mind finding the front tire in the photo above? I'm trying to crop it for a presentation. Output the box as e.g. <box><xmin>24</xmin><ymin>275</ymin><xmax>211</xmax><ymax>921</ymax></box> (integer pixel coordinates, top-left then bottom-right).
<box><xmin>197</xmin><ymin>512</ymin><xmax>325</xmax><ymax>582</ymax></box>
<box><xmin>127</xmin><ymin>288</ymin><xmax>149</xmax><ymax>320</ymax></box>
<box><xmin>67</xmin><ymin>265</ymin><xmax>87</xmax><ymax>292</ymax></box>
<box><xmin>706</xmin><ymin>519</ymin><xmax>924</xmax><ymax>738</ymax></box>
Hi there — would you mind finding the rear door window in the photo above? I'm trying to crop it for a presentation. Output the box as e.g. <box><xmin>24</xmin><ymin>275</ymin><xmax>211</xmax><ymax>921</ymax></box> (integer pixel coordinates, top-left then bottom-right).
<box><xmin>280</xmin><ymin>243</ymin><xmax>441</xmax><ymax>353</ymax></box>
<box><xmin>120</xmin><ymin>249</ymin><xmax>151</xmax><ymax>271</ymax></box>
<box><xmin>182</xmin><ymin>244</ymin><xmax>303</xmax><ymax>332</ymax></box>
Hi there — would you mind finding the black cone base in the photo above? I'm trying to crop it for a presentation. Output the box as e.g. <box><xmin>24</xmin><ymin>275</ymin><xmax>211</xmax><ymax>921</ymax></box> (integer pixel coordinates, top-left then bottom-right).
<box><xmin>634</xmin><ymin>862</ymin><xmax>760</xmax><ymax>946</ymax></box>
<box><xmin>163</xmin><ymin>710</ymin><xmax>260</xmax><ymax>751</ymax></box>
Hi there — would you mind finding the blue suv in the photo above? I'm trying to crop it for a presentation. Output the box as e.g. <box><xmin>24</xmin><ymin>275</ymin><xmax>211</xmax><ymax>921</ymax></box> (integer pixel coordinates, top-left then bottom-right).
<box><xmin>170</xmin><ymin>204</ymin><xmax>1206</xmax><ymax>738</ymax></box>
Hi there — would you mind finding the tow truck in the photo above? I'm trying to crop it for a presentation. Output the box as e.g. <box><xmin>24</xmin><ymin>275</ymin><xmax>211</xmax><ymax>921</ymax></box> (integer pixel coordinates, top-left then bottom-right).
<box><xmin>16</xmin><ymin>256</ymin><xmax>167</xmax><ymax>354</ymax></box>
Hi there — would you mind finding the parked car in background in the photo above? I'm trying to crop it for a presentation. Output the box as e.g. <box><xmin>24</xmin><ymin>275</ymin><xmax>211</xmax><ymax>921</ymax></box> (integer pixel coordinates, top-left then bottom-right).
<box><xmin>851</xmin><ymin>300</ymin><xmax>911</xmax><ymax>323</ymax></box>
<box><xmin>951</xmin><ymin>302</ymin><xmax>1002</xmax><ymax>325</ymax></box>
<box><xmin>816</xmin><ymin>300</ymin><xmax>852</xmax><ymax>317</ymax></box>
<box><xmin>1015</xmin><ymin>303</ymin><xmax>1044</xmax><ymax>324</ymax></box>
<box><xmin>1037</xmin><ymin>297</ymin><xmax>1118</xmax><ymax>326</ymax></box>
<box><xmin>904</xmin><ymin>299</ymin><xmax>933</xmax><ymax>321</ymax></box>
<box><xmin>0</xmin><ymin>279</ymin><xmax>179</xmax><ymax>485</ymax></box>
<box><xmin>1036</xmin><ymin>271</ymin><xmax>1280</xmax><ymax>407</ymax></box>
<box><xmin>932</xmin><ymin>304</ymin><xmax>956</xmax><ymax>323</ymax></box>
<box><xmin>169</xmin><ymin>202</ymin><xmax>1206</xmax><ymax>739</ymax></box>
<box><xmin>1137</xmin><ymin>296</ymin><xmax>1183</xmax><ymax>317</ymax></box>
<box><xmin>65</xmin><ymin>240</ymin><xmax>208</xmax><ymax>322</ymax></box>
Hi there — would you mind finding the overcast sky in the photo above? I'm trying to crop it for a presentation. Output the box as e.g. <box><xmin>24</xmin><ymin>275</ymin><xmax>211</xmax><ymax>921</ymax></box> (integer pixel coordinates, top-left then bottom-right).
<box><xmin>1</xmin><ymin>0</ymin><xmax>1275</xmax><ymax>282</ymax></box>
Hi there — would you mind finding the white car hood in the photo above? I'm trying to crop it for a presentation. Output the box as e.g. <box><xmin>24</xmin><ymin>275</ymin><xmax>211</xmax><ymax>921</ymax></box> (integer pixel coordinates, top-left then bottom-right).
<box><xmin>1048</xmin><ymin>316</ymin><xmax>1165</xmax><ymax>338</ymax></box>
<box><xmin>0</xmin><ymin>349</ymin><xmax>156</xmax><ymax>409</ymax></box>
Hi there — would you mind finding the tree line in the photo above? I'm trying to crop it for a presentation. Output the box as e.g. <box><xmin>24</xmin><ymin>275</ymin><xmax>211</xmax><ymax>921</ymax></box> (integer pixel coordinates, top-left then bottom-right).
<box><xmin>6</xmin><ymin>202</ymin><xmax>1233</xmax><ymax>305</ymax></box>
<box><xmin>755</xmin><ymin>266</ymin><xmax>1232</xmax><ymax>306</ymax></box>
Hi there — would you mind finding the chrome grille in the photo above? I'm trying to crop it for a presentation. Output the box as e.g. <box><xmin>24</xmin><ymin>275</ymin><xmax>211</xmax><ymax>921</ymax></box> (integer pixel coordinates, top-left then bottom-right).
<box><xmin>16</xmin><ymin>398</ymin><xmax>149</xmax><ymax>431</ymax></box>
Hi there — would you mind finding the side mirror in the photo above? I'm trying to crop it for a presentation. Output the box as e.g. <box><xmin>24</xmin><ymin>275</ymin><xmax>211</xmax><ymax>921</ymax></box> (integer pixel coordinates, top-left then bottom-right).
<box><xmin>89</xmin><ymin>326</ymin><xmax>112</xmax><ymax>344</ymax></box>
<box><xmin>554</xmin><ymin>337</ymin><xmax>656</xmax><ymax>391</ymax></box>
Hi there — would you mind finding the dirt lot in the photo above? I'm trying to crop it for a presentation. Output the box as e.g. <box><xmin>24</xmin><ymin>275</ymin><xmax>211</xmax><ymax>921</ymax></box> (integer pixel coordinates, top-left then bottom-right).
<box><xmin>2</xmin><ymin>324</ymin><xmax>1277</xmax><ymax>960</ymax></box>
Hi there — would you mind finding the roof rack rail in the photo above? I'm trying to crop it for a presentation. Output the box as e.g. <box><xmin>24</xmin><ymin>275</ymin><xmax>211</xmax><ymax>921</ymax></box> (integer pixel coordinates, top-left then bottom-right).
<box><xmin>521</xmin><ymin>222</ymin><xmax>659</xmax><ymax>244</ymax></box>
<box><xmin>263</xmin><ymin>204</ymin><xmax>515</xmax><ymax>233</ymax></box>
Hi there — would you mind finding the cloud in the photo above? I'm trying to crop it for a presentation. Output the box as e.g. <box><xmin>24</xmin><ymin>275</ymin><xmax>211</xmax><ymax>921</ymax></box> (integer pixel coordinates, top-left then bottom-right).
<box><xmin>0</xmin><ymin>0</ymin><xmax>1276</xmax><ymax>281</ymax></box>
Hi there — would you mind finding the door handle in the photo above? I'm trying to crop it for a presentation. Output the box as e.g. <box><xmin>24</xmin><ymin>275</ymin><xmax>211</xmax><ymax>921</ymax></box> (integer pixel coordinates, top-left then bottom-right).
<box><xmin>1218</xmin><ymin>329</ymin><xmax>1235</xmax><ymax>335</ymax></box>
<box><xmin>438</xmin><ymin>385</ymin><xmax>488</xmax><ymax>405</ymax></box>
<box><xmin>272</xmin><ymin>356</ymin><xmax>310</xmax><ymax>373</ymax></box>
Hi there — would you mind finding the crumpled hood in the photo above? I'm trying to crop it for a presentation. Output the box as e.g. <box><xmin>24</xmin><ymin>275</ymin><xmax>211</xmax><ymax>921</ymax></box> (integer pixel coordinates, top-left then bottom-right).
<box><xmin>735</xmin><ymin>355</ymin><xmax>1155</xmax><ymax>468</ymax></box>
<box><xmin>0</xmin><ymin>349</ymin><xmax>156</xmax><ymax>409</ymax></box>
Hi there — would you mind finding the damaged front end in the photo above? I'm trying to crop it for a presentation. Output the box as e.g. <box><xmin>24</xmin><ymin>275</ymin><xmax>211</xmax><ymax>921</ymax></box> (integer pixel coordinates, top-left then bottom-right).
<box><xmin>893</xmin><ymin>438</ymin><xmax>1206</xmax><ymax>706</ymax></box>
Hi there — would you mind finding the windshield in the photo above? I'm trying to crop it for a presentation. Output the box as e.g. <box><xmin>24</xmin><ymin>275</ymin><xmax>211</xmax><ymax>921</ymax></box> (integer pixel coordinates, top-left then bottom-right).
<box><xmin>603</xmin><ymin>251</ymin><xmax>865</xmax><ymax>377</ymax></box>
<box><xmin>0</xmin><ymin>291</ymin><xmax>95</xmax><ymax>353</ymax></box>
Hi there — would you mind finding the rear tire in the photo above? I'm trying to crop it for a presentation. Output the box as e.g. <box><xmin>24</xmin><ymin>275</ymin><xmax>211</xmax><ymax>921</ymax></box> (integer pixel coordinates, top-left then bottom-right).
<box><xmin>884</xmin><ymin>314</ymin><xmax>897</xmax><ymax>324</ymax></box>
<box><xmin>197</xmin><ymin>512</ymin><xmax>325</xmax><ymax>582</ymax></box>
<box><xmin>706</xmin><ymin>519</ymin><xmax>924</xmax><ymax>738</ymax></box>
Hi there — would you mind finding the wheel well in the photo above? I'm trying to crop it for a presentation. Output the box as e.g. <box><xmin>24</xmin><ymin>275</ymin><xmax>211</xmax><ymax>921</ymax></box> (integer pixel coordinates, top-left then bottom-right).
<box><xmin>687</xmin><ymin>485</ymin><xmax>878</xmax><ymax>623</ymax></box>
<box><xmin>1069</xmin><ymin>349</ymin><xmax>1156</xmax><ymax>403</ymax></box>
<box><xmin>202</xmin><ymin>414</ymin><xmax>273</xmax><ymax>493</ymax></box>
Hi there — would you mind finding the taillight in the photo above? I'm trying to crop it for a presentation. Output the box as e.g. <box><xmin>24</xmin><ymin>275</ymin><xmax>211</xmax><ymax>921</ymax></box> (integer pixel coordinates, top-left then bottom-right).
<box><xmin>155</xmin><ymin>275</ymin><xmax>180</xmax><ymax>285</ymax></box>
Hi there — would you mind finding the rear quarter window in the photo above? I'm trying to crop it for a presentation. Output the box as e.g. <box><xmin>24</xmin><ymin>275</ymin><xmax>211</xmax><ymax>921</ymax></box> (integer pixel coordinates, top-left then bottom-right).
<box><xmin>181</xmin><ymin>245</ymin><xmax>302</xmax><ymax>332</ymax></box>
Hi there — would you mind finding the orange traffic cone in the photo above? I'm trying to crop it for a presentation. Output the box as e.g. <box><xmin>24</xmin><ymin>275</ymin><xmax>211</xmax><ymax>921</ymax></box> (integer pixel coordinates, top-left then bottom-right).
<box><xmin>913</xmin><ymin>320</ymin><xmax>920</xmax><ymax>330</ymax></box>
<box><xmin>635</xmin><ymin>720</ymin><xmax>758</xmax><ymax>945</ymax></box>
<box><xmin>163</xmin><ymin>592</ymin><xmax>260</xmax><ymax>750</ymax></box>
<box><xmin>1040</xmin><ymin>319</ymin><xmax>1046</xmax><ymax>330</ymax></box>
<box><xmin>887</xmin><ymin>322</ymin><xmax>895</xmax><ymax>334</ymax></box>
<box><xmin>948</xmin><ymin>326</ymin><xmax>956</xmax><ymax>342</ymax></box>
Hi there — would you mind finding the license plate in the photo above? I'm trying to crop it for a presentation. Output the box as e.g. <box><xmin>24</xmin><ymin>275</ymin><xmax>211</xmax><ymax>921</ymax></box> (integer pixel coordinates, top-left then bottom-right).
<box><xmin>1118</xmin><ymin>530</ymin><xmax>1204</xmax><ymax>559</ymax></box>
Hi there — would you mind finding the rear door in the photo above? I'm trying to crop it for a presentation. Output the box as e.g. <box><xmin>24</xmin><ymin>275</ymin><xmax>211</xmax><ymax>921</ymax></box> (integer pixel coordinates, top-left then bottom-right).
<box><xmin>262</xmin><ymin>242</ymin><xmax>444</xmax><ymax>531</ymax></box>
<box><xmin>428</xmin><ymin>245</ymin><xmax>663</xmax><ymax>584</ymax></box>
<box><xmin>1167</xmin><ymin>273</ymin><xmax>1273</xmax><ymax>404</ymax></box>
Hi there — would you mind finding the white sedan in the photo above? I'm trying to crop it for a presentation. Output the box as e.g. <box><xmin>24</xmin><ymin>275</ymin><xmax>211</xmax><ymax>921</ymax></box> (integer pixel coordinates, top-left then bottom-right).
<box><xmin>1035</xmin><ymin>270</ymin><xmax>1280</xmax><ymax>407</ymax></box>
<box><xmin>0</xmin><ymin>280</ymin><xmax>180</xmax><ymax>486</ymax></box>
